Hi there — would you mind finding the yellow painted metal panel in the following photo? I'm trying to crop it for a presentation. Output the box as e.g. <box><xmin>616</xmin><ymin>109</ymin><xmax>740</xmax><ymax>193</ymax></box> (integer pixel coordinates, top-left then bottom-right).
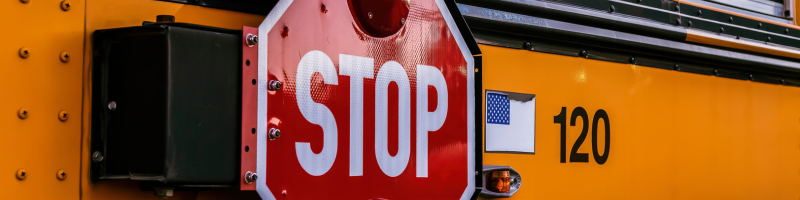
<box><xmin>481</xmin><ymin>44</ymin><xmax>800</xmax><ymax>199</ymax></box>
<box><xmin>0</xmin><ymin>0</ymin><xmax>85</xmax><ymax>199</ymax></box>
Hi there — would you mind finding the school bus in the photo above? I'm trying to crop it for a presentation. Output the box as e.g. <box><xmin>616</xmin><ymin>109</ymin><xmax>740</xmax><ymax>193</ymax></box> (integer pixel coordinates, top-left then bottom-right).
<box><xmin>2</xmin><ymin>0</ymin><xmax>799</xmax><ymax>199</ymax></box>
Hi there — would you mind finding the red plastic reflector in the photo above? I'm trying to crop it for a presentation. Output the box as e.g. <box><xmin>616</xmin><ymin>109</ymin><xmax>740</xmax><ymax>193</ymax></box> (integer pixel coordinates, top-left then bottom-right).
<box><xmin>486</xmin><ymin>170</ymin><xmax>511</xmax><ymax>193</ymax></box>
<box><xmin>349</xmin><ymin>0</ymin><xmax>410</xmax><ymax>37</ymax></box>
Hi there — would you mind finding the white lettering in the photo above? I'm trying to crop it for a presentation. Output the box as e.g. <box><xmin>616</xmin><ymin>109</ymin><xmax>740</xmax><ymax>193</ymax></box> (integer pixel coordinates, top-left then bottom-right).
<box><xmin>415</xmin><ymin>65</ymin><xmax>448</xmax><ymax>177</ymax></box>
<box><xmin>340</xmin><ymin>54</ymin><xmax>374</xmax><ymax>177</ymax></box>
<box><xmin>295</xmin><ymin>50</ymin><xmax>338</xmax><ymax>176</ymax></box>
<box><xmin>375</xmin><ymin>61</ymin><xmax>412</xmax><ymax>177</ymax></box>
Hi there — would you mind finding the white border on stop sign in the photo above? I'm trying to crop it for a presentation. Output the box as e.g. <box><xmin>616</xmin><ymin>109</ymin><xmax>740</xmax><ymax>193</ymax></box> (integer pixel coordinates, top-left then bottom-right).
<box><xmin>256</xmin><ymin>0</ymin><xmax>475</xmax><ymax>199</ymax></box>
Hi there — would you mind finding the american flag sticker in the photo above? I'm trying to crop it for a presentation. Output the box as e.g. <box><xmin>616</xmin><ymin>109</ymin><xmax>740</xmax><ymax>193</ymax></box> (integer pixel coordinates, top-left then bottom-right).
<box><xmin>485</xmin><ymin>91</ymin><xmax>536</xmax><ymax>153</ymax></box>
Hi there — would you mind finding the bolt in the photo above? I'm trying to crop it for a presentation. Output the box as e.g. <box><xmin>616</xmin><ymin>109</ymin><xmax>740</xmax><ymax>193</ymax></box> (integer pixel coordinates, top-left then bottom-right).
<box><xmin>368</xmin><ymin>12</ymin><xmax>373</xmax><ymax>19</ymax></box>
<box><xmin>697</xmin><ymin>10</ymin><xmax>702</xmax><ymax>16</ymax></box>
<box><xmin>675</xmin><ymin>5</ymin><xmax>680</xmax><ymax>12</ymax></box>
<box><xmin>729</xmin><ymin>16</ymin><xmax>733</xmax><ymax>22</ymax></box>
<box><xmin>675</xmin><ymin>18</ymin><xmax>681</xmax><ymax>25</ymax></box>
<box><xmin>674</xmin><ymin>64</ymin><xmax>681</xmax><ymax>71</ymax></box>
<box><xmin>92</xmin><ymin>151</ymin><xmax>104</xmax><ymax>163</ymax></box>
<box><xmin>246</xmin><ymin>34</ymin><xmax>259</xmax><ymax>46</ymax></box>
<box><xmin>58</xmin><ymin>110</ymin><xmax>68</xmax><ymax>122</ymax></box>
<box><xmin>758</xmin><ymin>23</ymin><xmax>763</xmax><ymax>28</ymax></box>
<box><xmin>609</xmin><ymin>5</ymin><xmax>615</xmax><ymax>12</ymax></box>
<box><xmin>18</xmin><ymin>108</ymin><xmax>28</xmax><ymax>119</ymax></box>
<box><xmin>522</xmin><ymin>41</ymin><xmax>531</xmax><ymax>50</ymax></box>
<box><xmin>245</xmin><ymin>171</ymin><xmax>258</xmax><ymax>184</ymax></box>
<box><xmin>268</xmin><ymin>80</ymin><xmax>282</xmax><ymax>91</ymax></box>
<box><xmin>19</xmin><ymin>47</ymin><xmax>29</xmax><ymax>58</ymax></box>
<box><xmin>786</xmin><ymin>28</ymin><xmax>790</xmax><ymax>34</ymax></box>
<box><xmin>56</xmin><ymin>170</ymin><xmax>66</xmax><ymax>180</ymax></box>
<box><xmin>16</xmin><ymin>169</ymin><xmax>27</xmax><ymax>180</ymax></box>
<box><xmin>767</xmin><ymin>36</ymin><xmax>772</xmax><ymax>42</ymax></box>
<box><xmin>61</xmin><ymin>0</ymin><xmax>71</xmax><ymax>11</ymax></box>
<box><xmin>60</xmin><ymin>52</ymin><xmax>70</xmax><ymax>63</ymax></box>
<box><xmin>629</xmin><ymin>57</ymin><xmax>636</xmax><ymax>64</ymax></box>
<box><xmin>720</xmin><ymin>27</ymin><xmax>725</xmax><ymax>33</ymax></box>
<box><xmin>108</xmin><ymin>101</ymin><xmax>117</xmax><ymax>111</ymax></box>
<box><xmin>688</xmin><ymin>20</ymin><xmax>692</xmax><ymax>27</ymax></box>
<box><xmin>269</xmin><ymin>128</ymin><xmax>281</xmax><ymax>140</ymax></box>
<box><xmin>579</xmin><ymin>50</ymin><xmax>587</xmax><ymax>58</ymax></box>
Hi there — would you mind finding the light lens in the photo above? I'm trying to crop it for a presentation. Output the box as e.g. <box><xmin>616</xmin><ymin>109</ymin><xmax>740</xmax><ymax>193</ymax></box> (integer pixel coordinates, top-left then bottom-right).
<box><xmin>486</xmin><ymin>170</ymin><xmax>511</xmax><ymax>193</ymax></box>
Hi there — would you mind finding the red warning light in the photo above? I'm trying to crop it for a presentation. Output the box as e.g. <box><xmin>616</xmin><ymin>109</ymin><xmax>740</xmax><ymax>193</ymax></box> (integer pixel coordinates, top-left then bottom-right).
<box><xmin>350</xmin><ymin>0</ymin><xmax>410</xmax><ymax>37</ymax></box>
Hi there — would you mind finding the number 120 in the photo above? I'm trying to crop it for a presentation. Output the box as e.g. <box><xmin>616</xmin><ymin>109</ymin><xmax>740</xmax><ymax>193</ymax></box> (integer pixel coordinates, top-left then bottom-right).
<box><xmin>553</xmin><ymin>107</ymin><xmax>610</xmax><ymax>164</ymax></box>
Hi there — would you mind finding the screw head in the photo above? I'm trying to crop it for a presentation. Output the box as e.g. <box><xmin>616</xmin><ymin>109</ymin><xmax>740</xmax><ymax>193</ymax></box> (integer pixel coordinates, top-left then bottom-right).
<box><xmin>688</xmin><ymin>20</ymin><xmax>692</xmax><ymax>27</ymax></box>
<box><xmin>16</xmin><ymin>169</ymin><xmax>27</xmax><ymax>180</ymax></box>
<box><xmin>368</xmin><ymin>12</ymin><xmax>373</xmax><ymax>19</ymax></box>
<box><xmin>246</xmin><ymin>34</ymin><xmax>259</xmax><ymax>46</ymax></box>
<box><xmin>18</xmin><ymin>108</ymin><xmax>28</xmax><ymax>119</ymax></box>
<box><xmin>92</xmin><ymin>151</ymin><xmax>104</xmax><ymax>163</ymax></box>
<box><xmin>758</xmin><ymin>23</ymin><xmax>763</xmax><ymax>28</ymax></box>
<box><xmin>697</xmin><ymin>10</ymin><xmax>702</xmax><ymax>16</ymax></box>
<box><xmin>609</xmin><ymin>5</ymin><xmax>615</xmax><ymax>12</ymax></box>
<box><xmin>56</xmin><ymin>169</ymin><xmax>66</xmax><ymax>180</ymax></box>
<box><xmin>729</xmin><ymin>16</ymin><xmax>733</xmax><ymax>22</ymax></box>
<box><xmin>522</xmin><ymin>41</ymin><xmax>531</xmax><ymax>50</ymax></box>
<box><xmin>60</xmin><ymin>0</ymin><xmax>71</xmax><ymax>11</ymax></box>
<box><xmin>629</xmin><ymin>57</ymin><xmax>636</xmax><ymax>64</ymax></box>
<box><xmin>269</xmin><ymin>128</ymin><xmax>281</xmax><ymax>140</ymax></box>
<box><xmin>60</xmin><ymin>52</ymin><xmax>70</xmax><ymax>63</ymax></box>
<box><xmin>268</xmin><ymin>80</ymin><xmax>282</xmax><ymax>91</ymax></box>
<box><xmin>767</xmin><ymin>36</ymin><xmax>772</xmax><ymax>42</ymax></box>
<box><xmin>674</xmin><ymin>64</ymin><xmax>681</xmax><ymax>71</ymax></box>
<box><xmin>675</xmin><ymin>5</ymin><xmax>680</xmax><ymax>12</ymax></box>
<box><xmin>675</xmin><ymin>18</ymin><xmax>681</xmax><ymax>25</ymax></box>
<box><xmin>579</xmin><ymin>50</ymin><xmax>587</xmax><ymax>58</ymax></box>
<box><xmin>245</xmin><ymin>171</ymin><xmax>258</xmax><ymax>184</ymax></box>
<box><xmin>19</xmin><ymin>47</ymin><xmax>29</xmax><ymax>58</ymax></box>
<box><xmin>786</xmin><ymin>28</ymin><xmax>790</xmax><ymax>34</ymax></box>
<box><xmin>58</xmin><ymin>110</ymin><xmax>68</xmax><ymax>121</ymax></box>
<box><xmin>719</xmin><ymin>27</ymin><xmax>725</xmax><ymax>33</ymax></box>
<box><xmin>107</xmin><ymin>101</ymin><xmax>117</xmax><ymax>111</ymax></box>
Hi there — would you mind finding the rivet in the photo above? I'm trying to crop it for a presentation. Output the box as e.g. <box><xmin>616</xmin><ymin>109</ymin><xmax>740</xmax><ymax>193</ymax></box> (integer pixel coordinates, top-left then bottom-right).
<box><xmin>609</xmin><ymin>5</ymin><xmax>615</xmax><ymax>12</ymax></box>
<box><xmin>687</xmin><ymin>20</ymin><xmax>692</xmax><ymax>27</ymax></box>
<box><xmin>674</xmin><ymin>64</ymin><xmax>681</xmax><ymax>71</ymax></box>
<box><xmin>720</xmin><ymin>27</ymin><xmax>725</xmax><ymax>33</ymax></box>
<box><xmin>16</xmin><ymin>169</ymin><xmax>27</xmax><ymax>180</ymax></box>
<box><xmin>729</xmin><ymin>16</ymin><xmax>733</xmax><ymax>22</ymax></box>
<box><xmin>675</xmin><ymin>5</ymin><xmax>680</xmax><ymax>12</ymax></box>
<box><xmin>675</xmin><ymin>18</ymin><xmax>681</xmax><ymax>25</ymax></box>
<box><xmin>60</xmin><ymin>0</ymin><xmax>71</xmax><ymax>11</ymax></box>
<box><xmin>58</xmin><ymin>110</ymin><xmax>68</xmax><ymax>121</ymax></box>
<box><xmin>60</xmin><ymin>52</ymin><xmax>70</xmax><ymax>63</ymax></box>
<box><xmin>92</xmin><ymin>151</ymin><xmax>104</xmax><ymax>163</ymax></box>
<box><xmin>245</xmin><ymin>171</ymin><xmax>258</xmax><ymax>184</ymax></box>
<box><xmin>269</xmin><ymin>128</ymin><xmax>281</xmax><ymax>140</ymax></box>
<box><xmin>758</xmin><ymin>23</ymin><xmax>763</xmax><ymax>28</ymax></box>
<box><xmin>268</xmin><ymin>80</ymin><xmax>282</xmax><ymax>91</ymax></box>
<box><xmin>19</xmin><ymin>47</ymin><xmax>29</xmax><ymax>58</ymax></box>
<box><xmin>767</xmin><ymin>36</ymin><xmax>772</xmax><ymax>42</ymax></box>
<box><xmin>522</xmin><ymin>41</ymin><xmax>531</xmax><ymax>50</ymax></box>
<box><xmin>246</xmin><ymin>34</ymin><xmax>259</xmax><ymax>46</ymax></box>
<box><xmin>107</xmin><ymin>101</ymin><xmax>117</xmax><ymax>111</ymax></box>
<box><xmin>697</xmin><ymin>10</ymin><xmax>702</xmax><ymax>16</ymax></box>
<box><xmin>368</xmin><ymin>12</ymin><xmax>373</xmax><ymax>19</ymax></box>
<box><xmin>18</xmin><ymin>108</ymin><xmax>28</xmax><ymax>119</ymax></box>
<box><xmin>56</xmin><ymin>169</ymin><xmax>66</xmax><ymax>180</ymax></box>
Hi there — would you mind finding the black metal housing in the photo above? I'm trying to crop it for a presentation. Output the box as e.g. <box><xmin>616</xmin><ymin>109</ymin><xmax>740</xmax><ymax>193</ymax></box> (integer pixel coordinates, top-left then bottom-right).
<box><xmin>91</xmin><ymin>23</ymin><xmax>242</xmax><ymax>187</ymax></box>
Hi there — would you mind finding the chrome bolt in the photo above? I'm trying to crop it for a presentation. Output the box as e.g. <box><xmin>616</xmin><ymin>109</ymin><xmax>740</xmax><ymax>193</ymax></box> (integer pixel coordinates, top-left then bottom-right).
<box><xmin>92</xmin><ymin>151</ymin><xmax>104</xmax><ymax>163</ymax></box>
<box><xmin>268</xmin><ymin>80</ymin><xmax>282</xmax><ymax>91</ymax></box>
<box><xmin>108</xmin><ymin>101</ymin><xmax>117</xmax><ymax>111</ymax></box>
<box><xmin>246</xmin><ymin>34</ymin><xmax>259</xmax><ymax>46</ymax></box>
<box><xmin>268</xmin><ymin>128</ymin><xmax>281</xmax><ymax>140</ymax></box>
<box><xmin>245</xmin><ymin>171</ymin><xmax>258</xmax><ymax>184</ymax></box>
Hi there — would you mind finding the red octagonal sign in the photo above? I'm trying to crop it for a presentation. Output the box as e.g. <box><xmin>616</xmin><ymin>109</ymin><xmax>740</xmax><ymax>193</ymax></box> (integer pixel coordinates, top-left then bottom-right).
<box><xmin>244</xmin><ymin>0</ymin><xmax>476</xmax><ymax>199</ymax></box>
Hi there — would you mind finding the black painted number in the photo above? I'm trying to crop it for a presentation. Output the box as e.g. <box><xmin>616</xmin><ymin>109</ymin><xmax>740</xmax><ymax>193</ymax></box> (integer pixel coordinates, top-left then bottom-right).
<box><xmin>553</xmin><ymin>107</ymin><xmax>610</xmax><ymax>164</ymax></box>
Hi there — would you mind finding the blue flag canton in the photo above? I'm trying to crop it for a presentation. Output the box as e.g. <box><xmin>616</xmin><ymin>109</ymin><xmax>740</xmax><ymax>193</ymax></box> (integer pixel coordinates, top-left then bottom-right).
<box><xmin>487</xmin><ymin>93</ymin><xmax>510</xmax><ymax>124</ymax></box>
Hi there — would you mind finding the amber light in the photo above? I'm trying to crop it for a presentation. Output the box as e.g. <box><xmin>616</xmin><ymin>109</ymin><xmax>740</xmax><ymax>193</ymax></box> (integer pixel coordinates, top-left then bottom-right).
<box><xmin>486</xmin><ymin>170</ymin><xmax>511</xmax><ymax>193</ymax></box>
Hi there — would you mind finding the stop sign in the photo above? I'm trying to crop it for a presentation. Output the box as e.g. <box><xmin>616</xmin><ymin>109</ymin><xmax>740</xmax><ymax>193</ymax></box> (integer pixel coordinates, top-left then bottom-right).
<box><xmin>246</xmin><ymin>0</ymin><xmax>476</xmax><ymax>199</ymax></box>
